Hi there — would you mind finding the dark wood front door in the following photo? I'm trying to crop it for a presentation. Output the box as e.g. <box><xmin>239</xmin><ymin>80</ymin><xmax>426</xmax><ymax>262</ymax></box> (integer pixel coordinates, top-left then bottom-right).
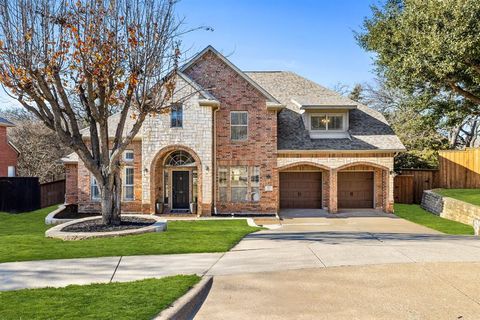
<box><xmin>172</xmin><ymin>171</ymin><xmax>189</xmax><ymax>209</ymax></box>
<box><xmin>338</xmin><ymin>172</ymin><xmax>374</xmax><ymax>208</ymax></box>
<box><xmin>280</xmin><ymin>172</ymin><xmax>322</xmax><ymax>208</ymax></box>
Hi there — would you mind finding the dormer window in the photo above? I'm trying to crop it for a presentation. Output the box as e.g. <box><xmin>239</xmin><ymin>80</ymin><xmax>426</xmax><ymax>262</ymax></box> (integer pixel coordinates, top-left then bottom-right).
<box><xmin>311</xmin><ymin>114</ymin><xmax>344</xmax><ymax>131</ymax></box>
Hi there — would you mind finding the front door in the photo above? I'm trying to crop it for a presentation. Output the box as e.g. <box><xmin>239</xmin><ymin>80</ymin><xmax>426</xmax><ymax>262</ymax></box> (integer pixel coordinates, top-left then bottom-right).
<box><xmin>172</xmin><ymin>171</ymin><xmax>190</xmax><ymax>209</ymax></box>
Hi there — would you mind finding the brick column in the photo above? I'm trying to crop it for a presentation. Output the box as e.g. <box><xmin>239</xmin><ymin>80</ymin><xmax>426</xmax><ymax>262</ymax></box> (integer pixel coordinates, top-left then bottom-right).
<box><xmin>329</xmin><ymin>168</ymin><xmax>338</xmax><ymax>213</ymax></box>
<box><xmin>386</xmin><ymin>170</ymin><xmax>395</xmax><ymax>213</ymax></box>
<box><xmin>65</xmin><ymin>163</ymin><xmax>78</xmax><ymax>204</ymax></box>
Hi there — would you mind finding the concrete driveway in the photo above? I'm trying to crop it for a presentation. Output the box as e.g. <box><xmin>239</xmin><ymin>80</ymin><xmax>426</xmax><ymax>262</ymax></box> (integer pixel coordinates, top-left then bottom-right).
<box><xmin>196</xmin><ymin>210</ymin><xmax>480</xmax><ymax>319</ymax></box>
<box><xmin>196</xmin><ymin>262</ymin><xmax>480</xmax><ymax>320</ymax></box>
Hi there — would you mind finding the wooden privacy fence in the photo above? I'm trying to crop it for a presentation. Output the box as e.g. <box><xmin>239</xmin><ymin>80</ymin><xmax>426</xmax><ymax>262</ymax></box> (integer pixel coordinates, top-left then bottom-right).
<box><xmin>395</xmin><ymin>169</ymin><xmax>440</xmax><ymax>204</ymax></box>
<box><xmin>394</xmin><ymin>175</ymin><xmax>414</xmax><ymax>204</ymax></box>
<box><xmin>0</xmin><ymin>177</ymin><xmax>41</xmax><ymax>212</ymax></box>
<box><xmin>438</xmin><ymin>148</ymin><xmax>480</xmax><ymax>188</ymax></box>
<box><xmin>0</xmin><ymin>178</ymin><xmax>65</xmax><ymax>213</ymax></box>
<box><xmin>40</xmin><ymin>179</ymin><xmax>66</xmax><ymax>208</ymax></box>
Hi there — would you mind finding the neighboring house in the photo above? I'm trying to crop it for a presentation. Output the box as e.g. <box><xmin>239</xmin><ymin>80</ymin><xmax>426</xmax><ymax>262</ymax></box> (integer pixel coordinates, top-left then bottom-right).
<box><xmin>0</xmin><ymin>117</ymin><xmax>19</xmax><ymax>177</ymax></box>
<box><xmin>63</xmin><ymin>46</ymin><xmax>405</xmax><ymax>215</ymax></box>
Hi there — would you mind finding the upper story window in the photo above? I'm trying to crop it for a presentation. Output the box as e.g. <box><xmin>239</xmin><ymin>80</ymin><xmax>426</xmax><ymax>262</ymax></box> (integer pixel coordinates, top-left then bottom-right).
<box><xmin>310</xmin><ymin>114</ymin><xmax>345</xmax><ymax>131</ymax></box>
<box><xmin>170</xmin><ymin>104</ymin><xmax>183</xmax><ymax>128</ymax></box>
<box><xmin>231</xmin><ymin>111</ymin><xmax>248</xmax><ymax>141</ymax></box>
<box><xmin>123</xmin><ymin>150</ymin><xmax>134</xmax><ymax>161</ymax></box>
<box><xmin>91</xmin><ymin>175</ymin><xmax>100</xmax><ymax>201</ymax></box>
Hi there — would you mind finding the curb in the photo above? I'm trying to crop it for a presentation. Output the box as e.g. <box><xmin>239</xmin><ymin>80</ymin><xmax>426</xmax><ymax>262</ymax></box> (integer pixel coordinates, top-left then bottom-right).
<box><xmin>154</xmin><ymin>276</ymin><xmax>213</xmax><ymax>320</ymax></box>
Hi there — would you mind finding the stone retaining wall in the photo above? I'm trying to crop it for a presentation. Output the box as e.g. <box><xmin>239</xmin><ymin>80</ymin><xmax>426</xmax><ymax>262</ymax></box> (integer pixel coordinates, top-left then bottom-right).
<box><xmin>421</xmin><ymin>190</ymin><xmax>480</xmax><ymax>234</ymax></box>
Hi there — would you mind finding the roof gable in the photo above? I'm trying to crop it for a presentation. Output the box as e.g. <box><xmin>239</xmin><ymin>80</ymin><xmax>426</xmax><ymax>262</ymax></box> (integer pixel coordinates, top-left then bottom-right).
<box><xmin>180</xmin><ymin>46</ymin><xmax>282</xmax><ymax>105</ymax></box>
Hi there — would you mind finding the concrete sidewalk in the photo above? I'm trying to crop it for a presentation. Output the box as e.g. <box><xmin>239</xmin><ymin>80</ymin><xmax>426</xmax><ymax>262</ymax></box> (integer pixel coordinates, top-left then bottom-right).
<box><xmin>2</xmin><ymin>230</ymin><xmax>480</xmax><ymax>291</ymax></box>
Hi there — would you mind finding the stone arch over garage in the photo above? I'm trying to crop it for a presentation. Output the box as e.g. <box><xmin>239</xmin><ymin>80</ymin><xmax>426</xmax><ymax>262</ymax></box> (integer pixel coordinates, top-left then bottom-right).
<box><xmin>149</xmin><ymin>145</ymin><xmax>202</xmax><ymax>214</ymax></box>
<box><xmin>278</xmin><ymin>162</ymin><xmax>330</xmax><ymax>210</ymax></box>
<box><xmin>335</xmin><ymin>161</ymin><xmax>391</xmax><ymax>212</ymax></box>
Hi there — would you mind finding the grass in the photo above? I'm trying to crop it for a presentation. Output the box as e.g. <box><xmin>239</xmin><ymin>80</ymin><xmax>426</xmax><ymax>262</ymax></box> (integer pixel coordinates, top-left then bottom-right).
<box><xmin>0</xmin><ymin>205</ymin><xmax>260</xmax><ymax>263</ymax></box>
<box><xmin>435</xmin><ymin>188</ymin><xmax>480</xmax><ymax>207</ymax></box>
<box><xmin>394</xmin><ymin>204</ymin><xmax>474</xmax><ymax>235</ymax></box>
<box><xmin>0</xmin><ymin>275</ymin><xmax>200</xmax><ymax>320</ymax></box>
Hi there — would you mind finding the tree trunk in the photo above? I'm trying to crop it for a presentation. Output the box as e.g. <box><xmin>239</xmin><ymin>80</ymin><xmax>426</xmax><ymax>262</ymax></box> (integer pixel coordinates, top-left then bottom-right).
<box><xmin>100</xmin><ymin>172</ymin><xmax>122</xmax><ymax>225</ymax></box>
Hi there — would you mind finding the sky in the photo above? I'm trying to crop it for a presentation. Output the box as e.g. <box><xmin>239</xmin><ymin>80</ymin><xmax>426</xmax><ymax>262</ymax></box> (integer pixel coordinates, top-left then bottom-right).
<box><xmin>0</xmin><ymin>0</ymin><xmax>380</xmax><ymax>109</ymax></box>
<box><xmin>176</xmin><ymin>0</ymin><xmax>378</xmax><ymax>85</ymax></box>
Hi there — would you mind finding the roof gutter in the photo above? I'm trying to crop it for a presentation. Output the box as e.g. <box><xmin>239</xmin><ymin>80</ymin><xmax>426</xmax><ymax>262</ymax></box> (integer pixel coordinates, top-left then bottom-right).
<box><xmin>278</xmin><ymin>149</ymin><xmax>406</xmax><ymax>154</ymax></box>
<box><xmin>266</xmin><ymin>102</ymin><xmax>285</xmax><ymax>111</ymax></box>
<box><xmin>198</xmin><ymin>99</ymin><xmax>220</xmax><ymax>108</ymax></box>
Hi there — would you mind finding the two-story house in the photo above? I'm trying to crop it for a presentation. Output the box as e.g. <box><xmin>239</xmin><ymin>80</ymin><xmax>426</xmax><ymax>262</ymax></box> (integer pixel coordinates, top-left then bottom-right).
<box><xmin>0</xmin><ymin>117</ymin><xmax>18</xmax><ymax>177</ymax></box>
<box><xmin>62</xmin><ymin>46</ymin><xmax>405</xmax><ymax>215</ymax></box>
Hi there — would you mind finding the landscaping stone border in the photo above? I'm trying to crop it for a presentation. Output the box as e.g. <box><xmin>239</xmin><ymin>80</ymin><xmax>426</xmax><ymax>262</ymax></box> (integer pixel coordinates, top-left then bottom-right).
<box><xmin>421</xmin><ymin>189</ymin><xmax>480</xmax><ymax>235</ymax></box>
<box><xmin>45</xmin><ymin>214</ymin><xmax>167</xmax><ymax>240</ymax></box>
<box><xmin>154</xmin><ymin>276</ymin><xmax>213</xmax><ymax>320</ymax></box>
<box><xmin>45</xmin><ymin>205</ymin><xmax>68</xmax><ymax>225</ymax></box>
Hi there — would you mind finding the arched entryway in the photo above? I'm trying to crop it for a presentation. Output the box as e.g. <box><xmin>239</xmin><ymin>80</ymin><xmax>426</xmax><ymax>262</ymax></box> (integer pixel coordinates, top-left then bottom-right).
<box><xmin>150</xmin><ymin>146</ymin><xmax>202</xmax><ymax>214</ymax></box>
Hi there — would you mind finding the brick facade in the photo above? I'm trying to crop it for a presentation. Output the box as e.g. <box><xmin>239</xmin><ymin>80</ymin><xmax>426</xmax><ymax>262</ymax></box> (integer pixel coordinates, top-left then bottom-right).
<box><xmin>0</xmin><ymin>126</ymin><xmax>18</xmax><ymax>177</ymax></box>
<box><xmin>184</xmin><ymin>50</ymin><xmax>278</xmax><ymax>214</ymax></box>
<box><xmin>65</xmin><ymin>163</ymin><xmax>78</xmax><ymax>204</ymax></box>
<box><xmin>65</xmin><ymin>49</ymin><xmax>398</xmax><ymax>216</ymax></box>
<box><xmin>77</xmin><ymin>140</ymin><xmax>143</xmax><ymax>213</ymax></box>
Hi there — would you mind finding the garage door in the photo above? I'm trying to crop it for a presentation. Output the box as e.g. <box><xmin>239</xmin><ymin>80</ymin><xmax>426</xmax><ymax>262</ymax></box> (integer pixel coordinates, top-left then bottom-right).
<box><xmin>280</xmin><ymin>172</ymin><xmax>322</xmax><ymax>208</ymax></box>
<box><xmin>338</xmin><ymin>172</ymin><xmax>374</xmax><ymax>208</ymax></box>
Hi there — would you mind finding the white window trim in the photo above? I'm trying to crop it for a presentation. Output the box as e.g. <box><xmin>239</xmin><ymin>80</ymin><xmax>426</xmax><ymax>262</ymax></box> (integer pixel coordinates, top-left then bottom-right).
<box><xmin>90</xmin><ymin>175</ymin><xmax>100</xmax><ymax>201</ymax></box>
<box><xmin>230</xmin><ymin>111</ymin><xmax>248</xmax><ymax>141</ymax></box>
<box><xmin>123</xmin><ymin>150</ymin><xmax>134</xmax><ymax>162</ymax></box>
<box><xmin>123</xmin><ymin>166</ymin><xmax>135</xmax><ymax>201</ymax></box>
<box><xmin>170</xmin><ymin>104</ymin><xmax>183</xmax><ymax>128</ymax></box>
<box><xmin>309</xmin><ymin>112</ymin><xmax>348</xmax><ymax>132</ymax></box>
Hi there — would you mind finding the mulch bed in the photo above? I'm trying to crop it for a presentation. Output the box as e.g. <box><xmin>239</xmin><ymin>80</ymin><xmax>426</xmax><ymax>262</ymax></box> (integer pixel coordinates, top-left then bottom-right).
<box><xmin>62</xmin><ymin>216</ymin><xmax>156</xmax><ymax>233</ymax></box>
<box><xmin>54</xmin><ymin>205</ymin><xmax>100</xmax><ymax>219</ymax></box>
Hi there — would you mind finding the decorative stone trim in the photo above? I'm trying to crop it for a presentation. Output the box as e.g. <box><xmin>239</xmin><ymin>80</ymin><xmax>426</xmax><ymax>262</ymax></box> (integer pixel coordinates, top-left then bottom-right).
<box><xmin>422</xmin><ymin>189</ymin><xmax>480</xmax><ymax>235</ymax></box>
<box><xmin>45</xmin><ymin>214</ymin><xmax>167</xmax><ymax>240</ymax></box>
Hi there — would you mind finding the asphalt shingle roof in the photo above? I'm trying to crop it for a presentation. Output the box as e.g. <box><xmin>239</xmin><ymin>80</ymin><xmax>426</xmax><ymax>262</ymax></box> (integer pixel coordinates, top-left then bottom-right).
<box><xmin>246</xmin><ymin>71</ymin><xmax>406</xmax><ymax>151</ymax></box>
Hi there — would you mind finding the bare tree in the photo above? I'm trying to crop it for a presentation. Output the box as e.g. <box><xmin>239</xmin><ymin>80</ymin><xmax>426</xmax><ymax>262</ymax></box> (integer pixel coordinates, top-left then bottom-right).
<box><xmin>0</xmin><ymin>107</ymin><xmax>70</xmax><ymax>182</ymax></box>
<box><xmin>0</xmin><ymin>0</ymin><xmax>186</xmax><ymax>225</ymax></box>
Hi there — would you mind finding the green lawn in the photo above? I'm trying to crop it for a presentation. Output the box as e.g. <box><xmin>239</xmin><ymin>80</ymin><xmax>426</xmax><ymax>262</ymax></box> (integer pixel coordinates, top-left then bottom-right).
<box><xmin>435</xmin><ymin>188</ymin><xmax>480</xmax><ymax>207</ymax></box>
<box><xmin>394</xmin><ymin>204</ymin><xmax>474</xmax><ymax>235</ymax></box>
<box><xmin>0</xmin><ymin>205</ymin><xmax>260</xmax><ymax>263</ymax></box>
<box><xmin>0</xmin><ymin>275</ymin><xmax>200</xmax><ymax>320</ymax></box>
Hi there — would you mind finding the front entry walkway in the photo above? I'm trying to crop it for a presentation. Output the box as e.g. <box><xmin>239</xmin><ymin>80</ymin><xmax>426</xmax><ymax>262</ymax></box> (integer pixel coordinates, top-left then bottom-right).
<box><xmin>2</xmin><ymin>212</ymin><xmax>480</xmax><ymax>291</ymax></box>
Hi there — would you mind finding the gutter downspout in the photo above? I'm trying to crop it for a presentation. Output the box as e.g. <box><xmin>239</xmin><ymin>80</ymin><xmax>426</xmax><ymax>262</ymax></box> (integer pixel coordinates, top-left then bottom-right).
<box><xmin>212</xmin><ymin>106</ymin><xmax>219</xmax><ymax>216</ymax></box>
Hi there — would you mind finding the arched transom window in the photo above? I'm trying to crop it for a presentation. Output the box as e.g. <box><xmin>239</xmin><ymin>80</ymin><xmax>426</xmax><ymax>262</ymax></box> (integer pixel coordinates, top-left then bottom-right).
<box><xmin>165</xmin><ymin>150</ymin><xmax>195</xmax><ymax>167</ymax></box>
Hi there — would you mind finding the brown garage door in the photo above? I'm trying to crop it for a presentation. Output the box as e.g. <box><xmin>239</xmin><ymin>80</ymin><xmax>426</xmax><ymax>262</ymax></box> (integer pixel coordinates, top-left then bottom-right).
<box><xmin>280</xmin><ymin>172</ymin><xmax>322</xmax><ymax>208</ymax></box>
<box><xmin>338</xmin><ymin>172</ymin><xmax>374</xmax><ymax>208</ymax></box>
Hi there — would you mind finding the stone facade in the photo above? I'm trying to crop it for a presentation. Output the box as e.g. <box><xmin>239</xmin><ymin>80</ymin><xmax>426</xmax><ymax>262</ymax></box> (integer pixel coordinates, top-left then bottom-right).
<box><xmin>141</xmin><ymin>75</ymin><xmax>214</xmax><ymax>215</ymax></box>
<box><xmin>0</xmin><ymin>126</ymin><xmax>17</xmax><ymax>177</ymax></box>
<box><xmin>422</xmin><ymin>190</ymin><xmax>480</xmax><ymax>231</ymax></box>
<box><xmin>184</xmin><ymin>51</ymin><xmax>278</xmax><ymax>214</ymax></box>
